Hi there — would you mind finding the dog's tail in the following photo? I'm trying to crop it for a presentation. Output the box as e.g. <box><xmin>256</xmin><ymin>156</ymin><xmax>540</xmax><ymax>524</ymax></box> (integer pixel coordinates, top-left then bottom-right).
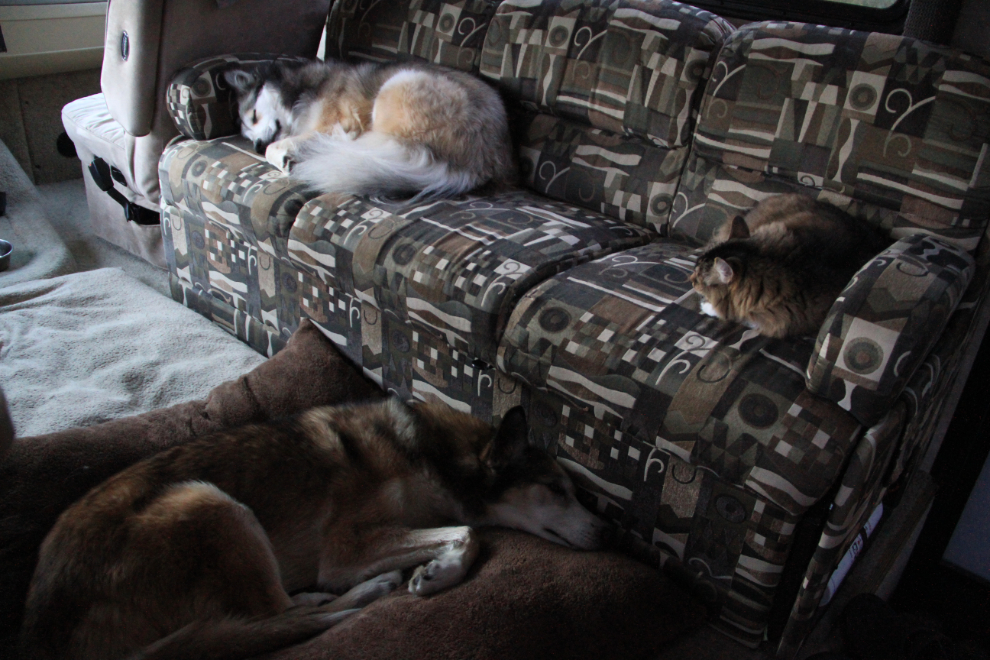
<box><xmin>291</xmin><ymin>132</ymin><xmax>478</xmax><ymax>201</ymax></box>
<box><xmin>126</xmin><ymin>608</ymin><xmax>357</xmax><ymax>660</ymax></box>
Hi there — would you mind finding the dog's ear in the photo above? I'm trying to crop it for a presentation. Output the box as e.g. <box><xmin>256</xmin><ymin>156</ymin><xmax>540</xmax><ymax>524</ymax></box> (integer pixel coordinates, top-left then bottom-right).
<box><xmin>223</xmin><ymin>67</ymin><xmax>257</xmax><ymax>93</ymax></box>
<box><xmin>483</xmin><ymin>406</ymin><xmax>529</xmax><ymax>470</ymax></box>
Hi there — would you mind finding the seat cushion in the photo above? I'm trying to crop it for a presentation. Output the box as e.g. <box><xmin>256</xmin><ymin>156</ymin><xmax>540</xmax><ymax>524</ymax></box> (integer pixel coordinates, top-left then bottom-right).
<box><xmin>62</xmin><ymin>94</ymin><xmax>138</xmax><ymax>194</ymax></box>
<box><xmin>289</xmin><ymin>189</ymin><xmax>653</xmax><ymax>363</ymax></box>
<box><xmin>497</xmin><ymin>241</ymin><xmax>862</xmax><ymax>517</ymax></box>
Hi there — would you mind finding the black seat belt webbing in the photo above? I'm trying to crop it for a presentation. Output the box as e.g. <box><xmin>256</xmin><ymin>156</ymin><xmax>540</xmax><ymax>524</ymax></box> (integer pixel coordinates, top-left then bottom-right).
<box><xmin>87</xmin><ymin>158</ymin><xmax>160</xmax><ymax>226</ymax></box>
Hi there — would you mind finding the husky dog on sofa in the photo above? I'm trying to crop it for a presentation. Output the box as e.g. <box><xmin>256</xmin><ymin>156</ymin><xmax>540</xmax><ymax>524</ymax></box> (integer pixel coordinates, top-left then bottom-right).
<box><xmin>222</xmin><ymin>59</ymin><xmax>516</xmax><ymax>200</ymax></box>
<box><xmin>20</xmin><ymin>399</ymin><xmax>609</xmax><ymax>660</ymax></box>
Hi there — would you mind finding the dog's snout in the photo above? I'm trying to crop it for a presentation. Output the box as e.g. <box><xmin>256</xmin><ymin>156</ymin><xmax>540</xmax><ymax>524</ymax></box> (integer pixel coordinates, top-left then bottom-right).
<box><xmin>253</xmin><ymin>139</ymin><xmax>271</xmax><ymax>155</ymax></box>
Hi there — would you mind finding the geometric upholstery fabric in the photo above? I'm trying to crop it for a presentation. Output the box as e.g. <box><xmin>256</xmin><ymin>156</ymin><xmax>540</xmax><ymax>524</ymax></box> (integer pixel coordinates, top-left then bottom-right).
<box><xmin>677</xmin><ymin>22</ymin><xmax>990</xmax><ymax>251</ymax></box>
<box><xmin>807</xmin><ymin>233</ymin><xmax>975</xmax><ymax>426</ymax></box>
<box><xmin>478</xmin><ymin>0</ymin><xmax>734</xmax><ymax>149</ymax></box>
<box><xmin>161</xmin><ymin>135</ymin><xmax>653</xmax><ymax>364</ymax></box>
<box><xmin>498</xmin><ymin>241</ymin><xmax>863</xmax><ymax>518</ymax></box>
<box><xmin>477</xmin><ymin>0</ymin><xmax>733</xmax><ymax>229</ymax></box>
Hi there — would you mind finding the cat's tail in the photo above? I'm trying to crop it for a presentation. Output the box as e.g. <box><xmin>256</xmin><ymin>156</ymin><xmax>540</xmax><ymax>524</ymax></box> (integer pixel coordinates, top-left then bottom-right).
<box><xmin>125</xmin><ymin>608</ymin><xmax>357</xmax><ymax>660</ymax></box>
<box><xmin>291</xmin><ymin>132</ymin><xmax>478</xmax><ymax>202</ymax></box>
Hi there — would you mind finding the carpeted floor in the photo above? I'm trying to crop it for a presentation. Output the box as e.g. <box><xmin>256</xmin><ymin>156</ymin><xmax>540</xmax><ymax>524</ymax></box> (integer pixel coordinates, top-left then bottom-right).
<box><xmin>36</xmin><ymin>177</ymin><xmax>169</xmax><ymax>296</ymax></box>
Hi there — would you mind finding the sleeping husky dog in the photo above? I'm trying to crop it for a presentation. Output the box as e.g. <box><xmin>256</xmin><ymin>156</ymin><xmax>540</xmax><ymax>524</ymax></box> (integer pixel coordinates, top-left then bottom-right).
<box><xmin>223</xmin><ymin>59</ymin><xmax>516</xmax><ymax>200</ymax></box>
<box><xmin>21</xmin><ymin>399</ymin><xmax>609</xmax><ymax>660</ymax></box>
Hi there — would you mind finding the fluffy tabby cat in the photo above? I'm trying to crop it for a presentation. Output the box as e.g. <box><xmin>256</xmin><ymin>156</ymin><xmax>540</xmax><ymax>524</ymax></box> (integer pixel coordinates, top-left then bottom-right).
<box><xmin>690</xmin><ymin>194</ymin><xmax>890</xmax><ymax>338</ymax></box>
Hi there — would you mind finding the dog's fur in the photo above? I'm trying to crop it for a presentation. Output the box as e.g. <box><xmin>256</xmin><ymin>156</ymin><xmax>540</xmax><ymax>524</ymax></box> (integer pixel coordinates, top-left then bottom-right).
<box><xmin>223</xmin><ymin>59</ymin><xmax>516</xmax><ymax>200</ymax></box>
<box><xmin>20</xmin><ymin>399</ymin><xmax>609</xmax><ymax>660</ymax></box>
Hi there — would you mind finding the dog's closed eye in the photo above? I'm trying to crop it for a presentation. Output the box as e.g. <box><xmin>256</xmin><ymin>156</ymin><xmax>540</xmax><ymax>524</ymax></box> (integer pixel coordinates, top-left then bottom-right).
<box><xmin>252</xmin><ymin>110</ymin><xmax>258</xmax><ymax>124</ymax></box>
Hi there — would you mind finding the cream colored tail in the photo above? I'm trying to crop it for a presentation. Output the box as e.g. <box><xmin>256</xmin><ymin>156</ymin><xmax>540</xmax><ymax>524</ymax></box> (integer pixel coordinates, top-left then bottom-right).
<box><xmin>291</xmin><ymin>132</ymin><xmax>478</xmax><ymax>201</ymax></box>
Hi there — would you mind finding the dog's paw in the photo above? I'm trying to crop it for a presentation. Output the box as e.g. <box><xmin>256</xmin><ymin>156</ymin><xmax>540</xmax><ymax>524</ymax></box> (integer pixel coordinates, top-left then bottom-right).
<box><xmin>409</xmin><ymin>554</ymin><xmax>469</xmax><ymax>596</ymax></box>
<box><xmin>264</xmin><ymin>140</ymin><xmax>295</xmax><ymax>174</ymax></box>
<box><xmin>332</xmin><ymin>570</ymin><xmax>403</xmax><ymax>609</ymax></box>
<box><xmin>291</xmin><ymin>591</ymin><xmax>338</xmax><ymax>607</ymax></box>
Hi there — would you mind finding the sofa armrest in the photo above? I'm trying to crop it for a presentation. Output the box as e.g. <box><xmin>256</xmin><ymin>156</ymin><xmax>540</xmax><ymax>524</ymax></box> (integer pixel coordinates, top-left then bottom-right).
<box><xmin>806</xmin><ymin>234</ymin><xmax>976</xmax><ymax>427</ymax></box>
<box><xmin>166</xmin><ymin>54</ymin><xmax>308</xmax><ymax>141</ymax></box>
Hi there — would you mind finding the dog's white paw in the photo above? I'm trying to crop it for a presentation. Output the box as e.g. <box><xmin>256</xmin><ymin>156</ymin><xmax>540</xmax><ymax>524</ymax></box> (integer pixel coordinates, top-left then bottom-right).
<box><xmin>333</xmin><ymin>570</ymin><xmax>403</xmax><ymax>609</ymax></box>
<box><xmin>265</xmin><ymin>140</ymin><xmax>294</xmax><ymax>174</ymax></box>
<box><xmin>409</xmin><ymin>543</ymin><xmax>473</xmax><ymax>596</ymax></box>
<box><xmin>700</xmin><ymin>301</ymin><xmax>720</xmax><ymax>318</ymax></box>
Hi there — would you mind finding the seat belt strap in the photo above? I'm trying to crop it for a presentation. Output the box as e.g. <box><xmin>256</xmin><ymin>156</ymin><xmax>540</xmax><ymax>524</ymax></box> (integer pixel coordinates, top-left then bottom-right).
<box><xmin>87</xmin><ymin>157</ymin><xmax>160</xmax><ymax>226</ymax></box>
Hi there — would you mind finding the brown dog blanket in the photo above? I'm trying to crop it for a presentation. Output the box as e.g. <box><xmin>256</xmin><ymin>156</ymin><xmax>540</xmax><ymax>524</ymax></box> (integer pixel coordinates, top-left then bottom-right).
<box><xmin>0</xmin><ymin>320</ymin><xmax>705</xmax><ymax>659</ymax></box>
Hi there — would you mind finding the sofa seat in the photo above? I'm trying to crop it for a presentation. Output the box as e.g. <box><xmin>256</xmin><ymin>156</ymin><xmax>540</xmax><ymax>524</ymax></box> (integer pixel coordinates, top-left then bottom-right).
<box><xmin>162</xmin><ymin>135</ymin><xmax>655</xmax><ymax>363</ymax></box>
<box><xmin>498</xmin><ymin>241</ymin><xmax>862</xmax><ymax>520</ymax></box>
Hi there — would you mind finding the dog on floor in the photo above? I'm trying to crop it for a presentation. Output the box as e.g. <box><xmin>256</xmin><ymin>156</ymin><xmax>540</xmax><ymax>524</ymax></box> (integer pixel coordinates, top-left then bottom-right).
<box><xmin>223</xmin><ymin>58</ymin><xmax>516</xmax><ymax>200</ymax></box>
<box><xmin>20</xmin><ymin>399</ymin><xmax>610</xmax><ymax>660</ymax></box>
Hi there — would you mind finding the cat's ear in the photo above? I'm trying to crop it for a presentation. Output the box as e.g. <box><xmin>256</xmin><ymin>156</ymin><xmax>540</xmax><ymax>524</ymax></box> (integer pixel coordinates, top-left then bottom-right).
<box><xmin>729</xmin><ymin>215</ymin><xmax>750</xmax><ymax>239</ymax></box>
<box><xmin>713</xmin><ymin>257</ymin><xmax>735</xmax><ymax>284</ymax></box>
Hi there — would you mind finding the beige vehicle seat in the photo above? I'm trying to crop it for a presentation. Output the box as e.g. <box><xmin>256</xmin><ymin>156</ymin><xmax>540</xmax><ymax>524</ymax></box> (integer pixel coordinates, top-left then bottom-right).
<box><xmin>62</xmin><ymin>0</ymin><xmax>331</xmax><ymax>268</ymax></box>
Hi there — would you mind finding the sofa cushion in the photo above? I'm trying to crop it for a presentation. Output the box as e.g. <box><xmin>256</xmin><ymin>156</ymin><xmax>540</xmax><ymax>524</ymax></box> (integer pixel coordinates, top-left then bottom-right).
<box><xmin>517</xmin><ymin>111</ymin><xmax>688</xmax><ymax>232</ymax></box>
<box><xmin>479</xmin><ymin>0</ymin><xmax>733</xmax><ymax>149</ymax></box>
<box><xmin>326</xmin><ymin>0</ymin><xmax>499</xmax><ymax>74</ymax></box>
<box><xmin>676</xmin><ymin>21</ymin><xmax>990</xmax><ymax>251</ymax></box>
<box><xmin>497</xmin><ymin>241</ymin><xmax>862</xmax><ymax>517</ymax></box>
<box><xmin>477</xmin><ymin>0</ymin><xmax>731</xmax><ymax>232</ymax></box>
<box><xmin>289</xmin><ymin>189</ymin><xmax>653</xmax><ymax>364</ymax></box>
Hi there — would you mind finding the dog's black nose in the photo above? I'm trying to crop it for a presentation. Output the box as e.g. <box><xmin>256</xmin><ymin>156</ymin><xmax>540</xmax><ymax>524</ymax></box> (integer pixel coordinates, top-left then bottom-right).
<box><xmin>253</xmin><ymin>140</ymin><xmax>268</xmax><ymax>155</ymax></box>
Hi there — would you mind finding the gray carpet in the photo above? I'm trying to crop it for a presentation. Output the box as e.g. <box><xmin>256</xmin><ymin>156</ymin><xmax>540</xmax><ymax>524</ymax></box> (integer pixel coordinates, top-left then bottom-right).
<box><xmin>0</xmin><ymin>141</ymin><xmax>76</xmax><ymax>287</ymax></box>
<box><xmin>36</xmin><ymin>177</ymin><xmax>169</xmax><ymax>296</ymax></box>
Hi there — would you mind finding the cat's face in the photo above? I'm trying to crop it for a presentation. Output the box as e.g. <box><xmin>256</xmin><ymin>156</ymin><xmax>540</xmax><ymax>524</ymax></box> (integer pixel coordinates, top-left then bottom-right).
<box><xmin>690</xmin><ymin>254</ymin><xmax>739</xmax><ymax>318</ymax></box>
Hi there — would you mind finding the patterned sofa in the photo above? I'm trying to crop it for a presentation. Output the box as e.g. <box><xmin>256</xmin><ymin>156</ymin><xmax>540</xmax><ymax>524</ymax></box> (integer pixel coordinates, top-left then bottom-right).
<box><xmin>158</xmin><ymin>0</ymin><xmax>990</xmax><ymax>656</ymax></box>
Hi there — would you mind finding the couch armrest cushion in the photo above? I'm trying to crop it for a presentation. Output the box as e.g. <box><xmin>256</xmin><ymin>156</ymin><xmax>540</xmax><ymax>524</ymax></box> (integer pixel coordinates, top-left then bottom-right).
<box><xmin>166</xmin><ymin>54</ymin><xmax>307</xmax><ymax>141</ymax></box>
<box><xmin>806</xmin><ymin>234</ymin><xmax>975</xmax><ymax>426</ymax></box>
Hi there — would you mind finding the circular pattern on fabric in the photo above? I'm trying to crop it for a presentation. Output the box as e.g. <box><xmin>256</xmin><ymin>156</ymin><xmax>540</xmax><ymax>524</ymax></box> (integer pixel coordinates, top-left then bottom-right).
<box><xmin>686</xmin><ymin>58</ymin><xmax>707</xmax><ymax>84</ymax></box>
<box><xmin>282</xmin><ymin>272</ymin><xmax>298</xmax><ymax>293</ymax></box>
<box><xmin>392</xmin><ymin>241</ymin><xmax>418</xmax><ymax>266</ymax></box>
<box><xmin>192</xmin><ymin>231</ymin><xmax>206</xmax><ymax>250</ymax></box>
<box><xmin>844</xmin><ymin>338</ymin><xmax>884</xmax><ymax>375</ymax></box>
<box><xmin>697</xmin><ymin>352</ymin><xmax>733</xmax><ymax>384</ymax></box>
<box><xmin>391</xmin><ymin>329</ymin><xmax>412</xmax><ymax>353</ymax></box>
<box><xmin>191</xmin><ymin>160</ymin><xmax>208</xmax><ymax>177</ymax></box>
<box><xmin>715</xmin><ymin>494</ymin><xmax>747</xmax><ymax>524</ymax></box>
<box><xmin>439</xmin><ymin>13</ymin><xmax>455</xmax><ymax>32</ymax></box>
<box><xmin>539</xmin><ymin>307</ymin><xmax>571</xmax><ymax>333</ymax></box>
<box><xmin>650</xmin><ymin>194</ymin><xmax>673</xmax><ymax>217</ymax></box>
<box><xmin>738</xmin><ymin>393</ymin><xmax>779</xmax><ymax>429</ymax></box>
<box><xmin>849</xmin><ymin>84</ymin><xmax>877</xmax><ymax>110</ymax></box>
<box><xmin>601</xmin><ymin>266</ymin><xmax>630</xmax><ymax>284</ymax></box>
<box><xmin>192</xmin><ymin>77</ymin><xmax>211</xmax><ymax>97</ymax></box>
<box><xmin>549</xmin><ymin>25</ymin><xmax>570</xmax><ymax>47</ymax></box>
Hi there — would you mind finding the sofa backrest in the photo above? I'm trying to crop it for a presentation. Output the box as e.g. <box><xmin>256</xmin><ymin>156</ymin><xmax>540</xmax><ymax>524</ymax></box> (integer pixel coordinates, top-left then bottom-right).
<box><xmin>670</xmin><ymin>21</ymin><xmax>990</xmax><ymax>252</ymax></box>
<box><xmin>325</xmin><ymin>0</ymin><xmax>499</xmax><ymax>74</ymax></box>
<box><xmin>325</xmin><ymin>0</ymin><xmax>732</xmax><ymax>234</ymax></box>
